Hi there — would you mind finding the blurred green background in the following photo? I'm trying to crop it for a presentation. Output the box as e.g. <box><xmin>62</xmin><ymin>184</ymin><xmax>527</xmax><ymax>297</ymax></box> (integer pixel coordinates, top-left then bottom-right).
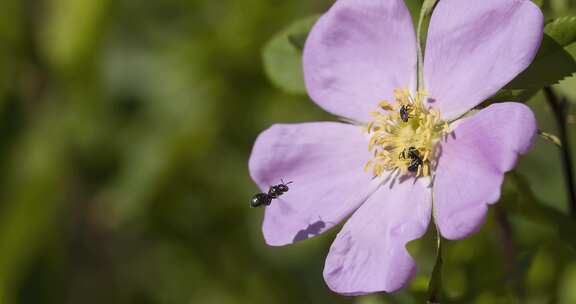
<box><xmin>0</xmin><ymin>0</ymin><xmax>575</xmax><ymax>303</ymax></box>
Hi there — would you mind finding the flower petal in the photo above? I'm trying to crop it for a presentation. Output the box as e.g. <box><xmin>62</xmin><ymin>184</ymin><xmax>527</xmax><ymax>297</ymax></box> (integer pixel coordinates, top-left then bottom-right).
<box><xmin>423</xmin><ymin>0</ymin><xmax>543</xmax><ymax>120</ymax></box>
<box><xmin>249</xmin><ymin>122</ymin><xmax>380</xmax><ymax>246</ymax></box>
<box><xmin>323</xmin><ymin>179</ymin><xmax>431</xmax><ymax>295</ymax></box>
<box><xmin>303</xmin><ymin>0</ymin><xmax>417</xmax><ymax>123</ymax></box>
<box><xmin>434</xmin><ymin>102</ymin><xmax>537</xmax><ymax>240</ymax></box>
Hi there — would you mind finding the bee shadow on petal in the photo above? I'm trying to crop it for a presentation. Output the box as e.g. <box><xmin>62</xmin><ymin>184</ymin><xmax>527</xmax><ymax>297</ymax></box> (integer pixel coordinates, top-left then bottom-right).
<box><xmin>292</xmin><ymin>220</ymin><xmax>327</xmax><ymax>243</ymax></box>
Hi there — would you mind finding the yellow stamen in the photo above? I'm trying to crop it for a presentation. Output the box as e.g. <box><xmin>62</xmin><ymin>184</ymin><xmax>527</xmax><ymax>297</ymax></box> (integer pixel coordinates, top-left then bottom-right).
<box><xmin>365</xmin><ymin>88</ymin><xmax>449</xmax><ymax>178</ymax></box>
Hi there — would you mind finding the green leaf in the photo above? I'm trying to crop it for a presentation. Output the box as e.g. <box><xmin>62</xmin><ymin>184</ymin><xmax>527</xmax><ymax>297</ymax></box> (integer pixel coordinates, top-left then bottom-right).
<box><xmin>531</xmin><ymin>0</ymin><xmax>545</xmax><ymax>8</ymax></box>
<box><xmin>488</xmin><ymin>16</ymin><xmax>576</xmax><ymax>102</ymax></box>
<box><xmin>506</xmin><ymin>37</ymin><xmax>576</xmax><ymax>90</ymax></box>
<box><xmin>504</xmin><ymin>17</ymin><xmax>576</xmax><ymax>90</ymax></box>
<box><xmin>545</xmin><ymin>16</ymin><xmax>576</xmax><ymax>47</ymax></box>
<box><xmin>485</xmin><ymin>88</ymin><xmax>539</xmax><ymax>103</ymax></box>
<box><xmin>262</xmin><ymin>15</ymin><xmax>319</xmax><ymax>95</ymax></box>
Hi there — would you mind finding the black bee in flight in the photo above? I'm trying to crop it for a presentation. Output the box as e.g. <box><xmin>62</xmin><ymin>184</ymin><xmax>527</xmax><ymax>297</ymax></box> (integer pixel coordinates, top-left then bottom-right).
<box><xmin>250</xmin><ymin>180</ymin><xmax>293</xmax><ymax>208</ymax></box>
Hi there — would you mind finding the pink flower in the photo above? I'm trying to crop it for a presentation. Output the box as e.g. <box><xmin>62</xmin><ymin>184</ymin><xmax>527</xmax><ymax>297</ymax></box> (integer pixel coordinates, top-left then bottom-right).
<box><xmin>249</xmin><ymin>0</ymin><xmax>543</xmax><ymax>295</ymax></box>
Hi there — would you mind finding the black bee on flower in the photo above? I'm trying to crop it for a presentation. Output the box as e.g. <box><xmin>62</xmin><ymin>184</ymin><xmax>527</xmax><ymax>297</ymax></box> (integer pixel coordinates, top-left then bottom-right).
<box><xmin>400</xmin><ymin>147</ymin><xmax>424</xmax><ymax>173</ymax></box>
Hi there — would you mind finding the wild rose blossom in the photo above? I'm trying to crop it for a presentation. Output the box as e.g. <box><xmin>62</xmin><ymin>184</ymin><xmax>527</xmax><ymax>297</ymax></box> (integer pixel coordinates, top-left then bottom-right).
<box><xmin>249</xmin><ymin>0</ymin><xmax>543</xmax><ymax>295</ymax></box>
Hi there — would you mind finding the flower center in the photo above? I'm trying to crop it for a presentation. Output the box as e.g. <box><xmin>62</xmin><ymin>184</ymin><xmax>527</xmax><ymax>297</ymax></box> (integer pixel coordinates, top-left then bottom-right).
<box><xmin>364</xmin><ymin>88</ymin><xmax>449</xmax><ymax>178</ymax></box>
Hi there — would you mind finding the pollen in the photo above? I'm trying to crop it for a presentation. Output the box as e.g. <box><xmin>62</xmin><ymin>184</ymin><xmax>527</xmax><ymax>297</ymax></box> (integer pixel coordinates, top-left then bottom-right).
<box><xmin>364</xmin><ymin>88</ymin><xmax>449</xmax><ymax>178</ymax></box>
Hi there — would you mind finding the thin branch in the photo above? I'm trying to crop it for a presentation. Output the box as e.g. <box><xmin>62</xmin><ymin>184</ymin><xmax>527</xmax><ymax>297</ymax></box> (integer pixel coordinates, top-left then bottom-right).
<box><xmin>543</xmin><ymin>87</ymin><xmax>576</xmax><ymax>218</ymax></box>
<box><xmin>495</xmin><ymin>205</ymin><xmax>525</xmax><ymax>300</ymax></box>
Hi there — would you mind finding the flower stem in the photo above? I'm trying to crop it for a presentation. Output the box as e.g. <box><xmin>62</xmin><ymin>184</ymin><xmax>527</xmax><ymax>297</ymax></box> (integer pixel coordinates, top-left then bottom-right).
<box><xmin>426</xmin><ymin>225</ymin><xmax>443</xmax><ymax>304</ymax></box>
<box><xmin>416</xmin><ymin>0</ymin><xmax>439</xmax><ymax>92</ymax></box>
<box><xmin>543</xmin><ymin>87</ymin><xmax>576</xmax><ymax>218</ymax></box>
